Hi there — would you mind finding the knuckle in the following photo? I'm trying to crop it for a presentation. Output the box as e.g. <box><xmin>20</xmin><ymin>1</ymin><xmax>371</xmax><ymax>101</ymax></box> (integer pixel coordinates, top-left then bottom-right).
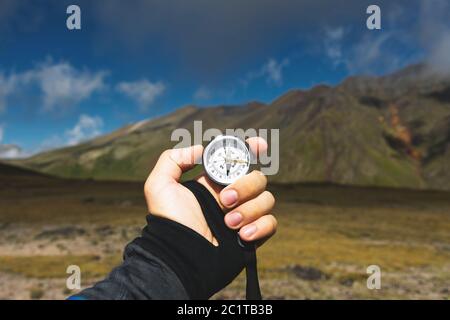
<box><xmin>246</xmin><ymin>192</ymin><xmax>274</xmax><ymax>218</ymax></box>
<box><xmin>251</xmin><ymin>200</ymin><xmax>265</xmax><ymax>216</ymax></box>
<box><xmin>160</xmin><ymin>149</ymin><xmax>172</xmax><ymax>160</ymax></box>
<box><xmin>235</xmin><ymin>171</ymin><xmax>266</xmax><ymax>197</ymax></box>
<box><xmin>263</xmin><ymin>191</ymin><xmax>275</xmax><ymax>208</ymax></box>
<box><xmin>252</xmin><ymin>170</ymin><xmax>267</xmax><ymax>186</ymax></box>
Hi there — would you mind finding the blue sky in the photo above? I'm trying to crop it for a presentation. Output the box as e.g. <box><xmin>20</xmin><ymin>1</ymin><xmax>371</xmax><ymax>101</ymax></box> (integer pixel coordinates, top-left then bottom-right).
<box><xmin>0</xmin><ymin>0</ymin><xmax>449</xmax><ymax>157</ymax></box>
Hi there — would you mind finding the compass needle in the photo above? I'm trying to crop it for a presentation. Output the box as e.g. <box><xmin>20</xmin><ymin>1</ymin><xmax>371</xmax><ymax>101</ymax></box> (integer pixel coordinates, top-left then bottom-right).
<box><xmin>203</xmin><ymin>135</ymin><xmax>251</xmax><ymax>186</ymax></box>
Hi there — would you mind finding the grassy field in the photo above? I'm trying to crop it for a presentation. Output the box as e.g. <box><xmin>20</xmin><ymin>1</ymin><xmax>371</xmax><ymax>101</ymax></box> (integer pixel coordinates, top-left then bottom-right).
<box><xmin>0</xmin><ymin>166</ymin><xmax>449</xmax><ymax>299</ymax></box>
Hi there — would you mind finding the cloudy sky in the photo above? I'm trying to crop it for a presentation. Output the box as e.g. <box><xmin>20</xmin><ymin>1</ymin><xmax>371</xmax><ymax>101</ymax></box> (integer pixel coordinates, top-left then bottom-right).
<box><xmin>0</xmin><ymin>0</ymin><xmax>449</xmax><ymax>157</ymax></box>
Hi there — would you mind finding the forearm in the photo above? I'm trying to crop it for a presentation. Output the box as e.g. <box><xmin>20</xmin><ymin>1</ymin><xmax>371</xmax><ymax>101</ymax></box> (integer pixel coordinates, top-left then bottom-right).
<box><xmin>70</xmin><ymin>241</ymin><xmax>189</xmax><ymax>300</ymax></box>
<box><xmin>69</xmin><ymin>181</ymin><xmax>248</xmax><ymax>300</ymax></box>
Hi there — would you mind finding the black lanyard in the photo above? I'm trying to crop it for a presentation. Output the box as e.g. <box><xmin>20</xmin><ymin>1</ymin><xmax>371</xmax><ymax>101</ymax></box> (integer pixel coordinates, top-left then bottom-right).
<box><xmin>238</xmin><ymin>235</ymin><xmax>262</xmax><ymax>300</ymax></box>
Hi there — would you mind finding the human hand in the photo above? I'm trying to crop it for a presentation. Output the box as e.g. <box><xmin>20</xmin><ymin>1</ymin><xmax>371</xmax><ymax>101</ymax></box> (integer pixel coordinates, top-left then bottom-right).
<box><xmin>144</xmin><ymin>137</ymin><xmax>277</xmax><ymax>247</ymax></box>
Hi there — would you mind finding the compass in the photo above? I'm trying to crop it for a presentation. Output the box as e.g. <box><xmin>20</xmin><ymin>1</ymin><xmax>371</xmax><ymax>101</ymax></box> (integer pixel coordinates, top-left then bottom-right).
<box><xmin>203</xmin><ymin>135</ymin><xmax>251</xmax><ymax>186</ymax></box>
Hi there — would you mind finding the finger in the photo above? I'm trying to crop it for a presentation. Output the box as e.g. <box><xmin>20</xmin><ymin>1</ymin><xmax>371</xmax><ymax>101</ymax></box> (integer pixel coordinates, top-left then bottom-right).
<box><xmin>239</xmin><ymin>214</ymin><xmax>277</xmax><ymax>242</ymax></box>
<box><xmin>219</xmin><ymin>170</ymin><xmax>267</xmax><ymax>209</ymax></box>
<box><xmin>246</xmin><ymin>136</ymin><xmax>268</xmax><ymax>157</ymax></box>
<box><xmin>196</xmin><ymin>137</ymin><xmax>268</xmax><ymax>207</ymax></box>
<box><xmin>146</xmin><ymin>145</ymin><xmax>203</xmax><ymax>188</ymax></box>
<box><xmin>224</xmin><ymin>191</ymin><xmax>275</xmax><ymax>229</ymax></box>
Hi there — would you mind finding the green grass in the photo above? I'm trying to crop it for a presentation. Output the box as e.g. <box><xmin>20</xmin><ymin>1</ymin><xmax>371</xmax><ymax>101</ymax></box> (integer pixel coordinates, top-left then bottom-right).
<box><xmin>260</xmin><ymin>206</ymin><xmax>450</xmax><ymax>271</ymax></box>
<box><xmin>1</xmin><ymin>171</ymin><xmax>449</xmax><ymax>298</ymax></box>
<box><xmin>0</xmin><ymin>255</ymin><xmax>122</xmax><ymax>279</ymax></box>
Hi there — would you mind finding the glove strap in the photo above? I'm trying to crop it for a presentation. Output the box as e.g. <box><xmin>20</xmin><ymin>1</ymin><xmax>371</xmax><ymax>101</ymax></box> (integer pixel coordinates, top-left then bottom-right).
<box><xmin>183</xmin><ymin>180</ymin><xmax>263</xmax><ymax>300</ymax></box>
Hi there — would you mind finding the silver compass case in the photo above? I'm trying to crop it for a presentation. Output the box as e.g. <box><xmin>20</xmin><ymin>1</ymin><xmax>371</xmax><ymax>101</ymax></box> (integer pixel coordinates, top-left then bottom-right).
<box><xmin>203</xmin><ymin>135</ymin><xmax>251</xmax><ymax>186</ymax></box>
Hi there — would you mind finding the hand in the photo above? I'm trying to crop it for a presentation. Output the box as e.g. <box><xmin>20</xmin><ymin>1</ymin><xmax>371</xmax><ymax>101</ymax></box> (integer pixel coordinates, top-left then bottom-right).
<box><xmin>144</xmin><ymin>137</ymin><xmax>277</xmax><ymax>247</ymax></box>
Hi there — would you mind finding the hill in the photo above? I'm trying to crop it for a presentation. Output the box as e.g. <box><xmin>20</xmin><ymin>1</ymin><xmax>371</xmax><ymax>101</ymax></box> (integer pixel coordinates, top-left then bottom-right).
<box><xmin>10</xmin><ymin>63</ymin><xmax>450</xmax><ymax>190</ymax></box>
<box><xmin>1</xmin><ymin>159</ymin><xmax>449</xmax><ymax>299</ymax></box>
<box><xmin>0</xmin><ymin>161</ymin><xmax>50</xmax><ymax>179</ymax></box>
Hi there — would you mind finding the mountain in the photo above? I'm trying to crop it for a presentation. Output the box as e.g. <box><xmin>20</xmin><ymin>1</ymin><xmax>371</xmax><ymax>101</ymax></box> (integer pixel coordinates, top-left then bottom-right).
<box><xmin>10</xmin><ymin>64</ymin><xmax>450</xmax><ymax>190</ymax></box>
<box><xmin>0</xmin><ymin>161</ymin><xmax>47</xmax><ymax>178</ymax></box>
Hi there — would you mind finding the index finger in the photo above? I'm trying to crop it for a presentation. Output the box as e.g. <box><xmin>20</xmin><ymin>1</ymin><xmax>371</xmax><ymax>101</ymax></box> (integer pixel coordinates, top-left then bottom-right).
<box><xmin>246</xmin><ymin>136</ymin><xmax>268</xmax><ymax>157</ymax></box>
<box><xmin>219</xmin><ymin>170</ymin><xmax>267</xmax><ymax>209</ymax></box>
<box><xmin>194</xmin><ymin>136</ymin><xmax>268</xmax><ymax>209</ymax></box>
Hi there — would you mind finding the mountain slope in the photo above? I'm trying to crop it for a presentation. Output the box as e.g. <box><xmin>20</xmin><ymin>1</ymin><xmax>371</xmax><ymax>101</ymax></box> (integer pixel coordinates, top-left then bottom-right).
<box><xmin>0</xmin><ymin>161</ymin><xmax>49</xmax><ymax>178</ymax></box>
<box><xmin>11</xmin><ymin>64</ymin><xmax>450</xmax><ymax>190</ymax></box>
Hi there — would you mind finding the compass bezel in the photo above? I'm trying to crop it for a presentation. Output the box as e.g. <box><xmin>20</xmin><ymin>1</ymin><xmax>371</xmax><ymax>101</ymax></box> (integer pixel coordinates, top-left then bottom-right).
<box><xmin>202</xmin><ymin>135</ymin><xmax>251</xmax><ymax>186</ymax></box>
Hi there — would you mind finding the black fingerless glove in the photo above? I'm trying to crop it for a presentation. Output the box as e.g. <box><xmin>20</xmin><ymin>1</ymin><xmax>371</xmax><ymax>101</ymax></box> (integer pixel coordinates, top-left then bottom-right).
<box><xmin>131</xmin><ymin>180</ymin><xmax>261</xmax><ymax>300</ymax></box>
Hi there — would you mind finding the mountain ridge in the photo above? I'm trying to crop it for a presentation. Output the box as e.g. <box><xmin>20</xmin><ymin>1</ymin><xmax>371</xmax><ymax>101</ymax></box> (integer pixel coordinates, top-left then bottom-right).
<box><xmin>9</xmin><ymin>63</ymin><xmax>450</xmax><ymax>190</ymax></box>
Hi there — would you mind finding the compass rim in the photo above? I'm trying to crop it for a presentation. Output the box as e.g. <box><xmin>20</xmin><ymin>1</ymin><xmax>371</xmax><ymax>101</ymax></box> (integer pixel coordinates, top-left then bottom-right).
<box><xmin>202</xmin><ymin>135</ymin><xmax>250</xmax><ymax>186</ymax></box>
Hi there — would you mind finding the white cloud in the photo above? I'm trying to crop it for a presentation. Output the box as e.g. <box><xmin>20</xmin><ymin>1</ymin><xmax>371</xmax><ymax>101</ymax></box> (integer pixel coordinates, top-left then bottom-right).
<box><xmin>322</xmin><ymin>26</ymin><xmax>402</xmax><ymax>75</ymax></box>
<box><xmin>0</xmin><ymin>73</ymin><xmax>18</xmax><ymax>113</ymax></box>
<box><xmin>23</xmin><ymin>61</ymin><xmax>107</xmax><ymax>111</ymax></box>
<box><xmin>0</xmin><ymin>125</ymin><xmax>27</xmax><ymax>159</ymax></box>
<box><xmin>322</xmin><ymin>2</ymin><xmax>450</xmax><ymax>76</ymax></box>
<box><xmin>345</xmin><ymin>33</ymin><xmax>397</xmax><ymax>74</ymax></box>
<box><xmin>420</xmin><ymin>0</ymin><xmax>450</xmax><ymax>75</ymax></box>
<box><xmin>38</xmin><ymin>114</ymin><xmax>104</xmax><ymax>152</ymax></box>
<box><xmin>66</xmin><ymin>114</ymin><xmax>104</xmax><ymax>146</ymax></box>
<box><xmin>242</xmin><ymin>58</ymin><xmax>289</xmax><ymax>88</ymax></box>
<box><xmin>0</xmin><ymin>60</ymin><xmax>107</xmax><ymax>113</ymax></box>
<box><xmin>428</xmin><ymin>33</ymin><xmax>450</xmax><ymax>75</ymax></box>
<box><xmin>22</xmin><ymin>115</ymin><xmax>102</xmax><ymax>156</ymax></box>
<box><xmin>38</xmin><ymin>135</ymin><xmax>64</xmax><ymax>152</ymax></box>
<box><xmin>193</xmin><ymin>86</ymin><xmax>212</xmax><ymax>100</ymax></box>
<box><xmin>0</xmin><ymin>144</ymin><xmax>23</xmax><ymax>159</ymax></box>
<box><xmin>0</xmin><ymin>114</ymin><xmax>105</xmax><ymax>158</ymax></box>
<box><xmin>262</xmin><ymin>58</ymin><xmax>289</xmax><ymax>86</ymax></box>
<box><xmin>323</xmin><ymin>27</ymin><xmax>345</xmax><ymax>67</ymax></box>
<box><xmin>116</xmin><ymin>79</ymin><xmax>165</xmax><ymax>111</ymax></box>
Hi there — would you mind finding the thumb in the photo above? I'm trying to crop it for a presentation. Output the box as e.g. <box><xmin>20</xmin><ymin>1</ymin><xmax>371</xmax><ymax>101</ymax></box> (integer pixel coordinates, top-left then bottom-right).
<box><xmin>147</xmin><ymin>145</ymin><xmax>204</xmax><ymax>186</ymax></box>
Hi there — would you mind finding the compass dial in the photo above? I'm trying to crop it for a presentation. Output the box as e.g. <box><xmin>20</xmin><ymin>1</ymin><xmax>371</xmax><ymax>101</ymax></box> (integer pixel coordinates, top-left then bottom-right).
<box><xmin>203</xmin><ymin>135</ymin><xmax>251</xmax><ymax>186</ymax></box>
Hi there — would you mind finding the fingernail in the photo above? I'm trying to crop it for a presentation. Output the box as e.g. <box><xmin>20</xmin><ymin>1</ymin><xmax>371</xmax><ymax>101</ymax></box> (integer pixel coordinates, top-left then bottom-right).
<box><xmin>225</xmin><ymin>212</ymin><xmax>242</xmax><ymax>227</ymax></box>
<box><xmin>220</xmin><ymin>189</ymin><xmax>238</xmax><ymax>207</ymax></box>
<box><xmin>241</xmin><ymin>224</ymin><xmax>257</xmax><ymax>238</ymax></box>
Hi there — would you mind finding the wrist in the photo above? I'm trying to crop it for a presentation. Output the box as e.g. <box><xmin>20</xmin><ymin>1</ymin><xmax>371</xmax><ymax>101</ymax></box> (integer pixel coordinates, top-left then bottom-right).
<box><xmin>132</xmin><ymin>181</ymin><xmax>247</xmax><ymax>299</ymax></box>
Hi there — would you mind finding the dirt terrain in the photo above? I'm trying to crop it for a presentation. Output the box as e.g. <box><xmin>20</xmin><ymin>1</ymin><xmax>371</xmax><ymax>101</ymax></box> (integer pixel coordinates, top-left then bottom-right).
<box><xmin>0</xmin><ymin>165</ymin><xmax>449</xmax><ymax>299</ymax></box>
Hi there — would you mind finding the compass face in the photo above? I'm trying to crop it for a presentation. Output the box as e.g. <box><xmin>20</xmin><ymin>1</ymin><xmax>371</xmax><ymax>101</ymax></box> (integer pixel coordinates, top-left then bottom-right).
<box><xmin>203</xmin><ymin>135</ymin><xmax>251</xmax><ymax>186</ymax></box>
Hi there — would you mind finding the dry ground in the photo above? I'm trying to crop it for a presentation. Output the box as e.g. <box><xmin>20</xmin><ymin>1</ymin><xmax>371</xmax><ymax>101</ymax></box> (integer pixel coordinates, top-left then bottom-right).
<box><xmin>0</xmin><ymin>170</ymin><xmax>449</xmax><ymax>299</ymax></box>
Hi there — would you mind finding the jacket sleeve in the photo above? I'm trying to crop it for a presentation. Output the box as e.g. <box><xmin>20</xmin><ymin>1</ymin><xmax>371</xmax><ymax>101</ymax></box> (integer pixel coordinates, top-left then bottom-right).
<box><xmin>69</xmin><ymin>241</ymin><xmax>189</xmax><ymax>300</ymax></box>
<box><xmin>69</xmin><ymin>180</ymin><xmax>248</xmax><ymax>300</ymax></box>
